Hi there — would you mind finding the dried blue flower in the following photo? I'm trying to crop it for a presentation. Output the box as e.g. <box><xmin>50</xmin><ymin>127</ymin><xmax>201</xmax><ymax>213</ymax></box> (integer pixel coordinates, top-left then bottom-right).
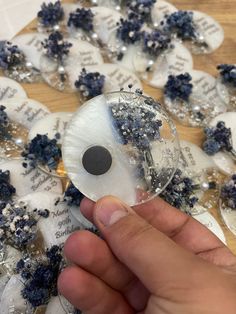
<box><xmin>18</xmin><ymin>245</ymin><xmax>63</xmax><ymax>307</ymax></box>
<box><xmin>0</xmin><ymin>105</ymin><xmax>10</xmax><ymax>141</ymax></box>
<box><xmin>38</xmin><ymin>1</ymin><xmax>64</xmax><ymax>27</ymax></box>
<box><xmin>143</xmin><ymin>30</ymin><xmax>171</xmax><ymax>57</ymax></box>
<box><xmin>0</xmin><ymin>41</ymin><xmax>24</xmax><ymax>70</ymax></box>
<box><xmin>217</xmin><ymin>64</ymin><xmax>236</xmax><ymax>88</ymax></box>
<box><xmin>203</xmin><ymin>121</ymin><xmax>233</xmax><ymax>156</ymax></box>
<box><xmin>64</xmin><ymin>182</ymin><xmax>84</xmax><ymax>207</ymax></box>
<box><xmin>164</xmin><ymin>73</ymin><xmax>193</xmax><ymax>101</ymax></box>
<box><xmin>221</xmin><ymin>174</ymin><xmax>236</xmax><ymax>209</ymax></box>
<box><xmin>21</xmin><ymin>134</ymin><xmax>62</xmax><ymax>171</ymax></box>
<box><xmin>0</xmin><ymin>201</ymin><xmax>47</xmax><ymax>249</ymax></box>
<box><xmin>127</xmin><ymin>0</ymin><xmax>156</xmax><ymax>22</ymax></box>
<box><xmin>110</xmin><ymin>96</ymin><xmax>162</xmax><ymax>191</ymax></box>
<box><xmin>68</xmin><ymin>8</ymin><xmax>94</xmax><ymax>33</ymax></box>
<box><xmin>110</xmin><ymin>98</ymin><xmax>162</xmax><ymax>150</ymax></box>
<box><xmin>162</xmin><ymin>10</ymin><xmax>197</xmax><ymax>40</ymax></box>
<box><xmin>42</xmin><ymin>31</ymin><xmax>72</xmax><ymax>62</ymax></box>
<box><xmin>0</xmin><ymin>169</ymin><xmax>16</xmax><ymax>202</ymax></box>
<box><xmin>75</xmin><ymin>68</ymin><xmax>105</xmax><ymax>99</ymax></box>
<box><xmin>117</xmin><ymin>18</ymin><xmax>143</xmax><ymax>45</ymax></box>
<box><xmin>160</xmin><ymin>168</ymin><xmax>199</xmax><ymax>210</ymax></box>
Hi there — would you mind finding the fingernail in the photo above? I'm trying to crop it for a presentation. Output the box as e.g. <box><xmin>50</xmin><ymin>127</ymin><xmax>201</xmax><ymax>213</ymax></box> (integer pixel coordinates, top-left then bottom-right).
<box><xmin>96</xmin><ymin>198</ymin><xmax>129</xmax><ymax>227</ymax></box>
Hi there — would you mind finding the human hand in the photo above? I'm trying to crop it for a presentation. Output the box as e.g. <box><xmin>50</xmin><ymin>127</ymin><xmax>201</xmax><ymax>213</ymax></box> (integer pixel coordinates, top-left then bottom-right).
<box><xmin>58</xmin><ymin>196</ymin><xmax>236</xmax><ymax>314</ymax></box>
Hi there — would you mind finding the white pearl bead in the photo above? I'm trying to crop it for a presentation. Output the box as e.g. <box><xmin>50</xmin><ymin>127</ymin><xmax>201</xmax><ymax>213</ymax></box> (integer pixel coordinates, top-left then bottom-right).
<box><xmin>58</xmin><ymin>66</ymin><xmax>65</xmax><ymax>74</ymax></box>
<box><xmin>201</xmin><ymin>182</ymin><xmax>209</xmax><ymax>191</ymax></box>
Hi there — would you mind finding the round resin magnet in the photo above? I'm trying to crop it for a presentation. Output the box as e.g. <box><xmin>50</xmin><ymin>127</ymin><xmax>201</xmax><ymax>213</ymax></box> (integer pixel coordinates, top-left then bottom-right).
<box><xmin>91</xmin><ymin>6</ymin><xmax>124</xmax><ymax>45</ymax></box>
<box><xmin>135</xmin><ymin>41</ymin><xmax>193</xmax><ymax>89</ymax></box>
<box><xmin>0</xmin><ymin>159</ymin><xmax>63</xmax><ymax>197</ymax></box>
<box><xmin>63</xmin><ymin>91</ymin><xmax>180</xmax><ymax>206</ymax></box>
<box><xmin>41</xmin><ymin>34</ymin><xmax>104</xmax><ymax>93</ymax></box>
<box><xmin>19</xmin><ymin>192</ymin><xmax>91</xmax><ymax>248</ymax></box>
<box><xmin>0</xmin><ymin>77</ymin><xmax>27</xmax><ymax>101</ymax></box>
<box><xmin>0</xmin><ymin>98</ymin><xmax>50</xmax><ymax>129</ymax></box>
<box><xmin>190</xmin><ymin>10</ymin><xmax>224</xmax><ymax>54</ymax></box>
<box><xmin>28</xmin><ymin>112</ymin><xmax>73</xmax><ymax>144</ymax></box>
<box><xmin>179</xmin><ymin>140</ymin><xmax>216</xmax><ymax>174</ymax></box>
<box><xmin>70</xmin><ymin>63</ymin><xmax>142</xmax><ymax>94</ymax></box>
<box><xmin>12</xmin><ymin>33</ymin><xmax>47</xmax><ymax>70</ymax></box>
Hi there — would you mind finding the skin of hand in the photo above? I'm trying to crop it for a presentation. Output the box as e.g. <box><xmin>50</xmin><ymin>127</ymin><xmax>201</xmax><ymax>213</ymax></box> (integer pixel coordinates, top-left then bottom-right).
<box><xmin>58</xmin><ymin>196</ymin><xmax>236</xmax><ymax>314</ymax></box>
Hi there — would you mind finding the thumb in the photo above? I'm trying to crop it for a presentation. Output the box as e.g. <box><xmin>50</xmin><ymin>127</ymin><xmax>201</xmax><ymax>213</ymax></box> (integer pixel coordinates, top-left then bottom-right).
<box><xmin>94</xmin><ymin>196</ymin><xmax>202</xmax><ymax>293</ymax></box>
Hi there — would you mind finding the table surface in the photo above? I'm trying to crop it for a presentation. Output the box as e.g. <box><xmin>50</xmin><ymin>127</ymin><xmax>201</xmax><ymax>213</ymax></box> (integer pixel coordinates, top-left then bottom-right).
<box><xmin>16</xmin><ymin>0</ymin><xmax>236</xmax><ymax>253</ymax></box>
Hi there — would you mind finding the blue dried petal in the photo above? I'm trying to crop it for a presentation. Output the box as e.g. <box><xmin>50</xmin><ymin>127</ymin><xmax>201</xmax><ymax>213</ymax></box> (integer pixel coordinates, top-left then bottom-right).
<box><xmin>221</xmin><ymin>175</ymin><xmax>236</xmax><ymax>209</ymax></box>
<box><xmin>38</xmin><ymin>1</ymin><xmax>64</xmax><ymax>27</ymax></box>
<box><xmin>143</xmin><ymin>30</ymin><xmax>171</xmax><ymax>57</ymax></box>
<box><xmin>110</xmin><ymin>98</ymin><xmax>162</xmax><ymax>150</ymax></box>
<box><xmin>160</xmin><ymin>168</ymin><xmax>199</xmax><ymax>209</ymax></box>
<box><xmin>162</xmin><ymin>10</ymin><xmax>197</xmax><ymax>40</ymax></box>
<box><xmin>75</xmin><ymin>68</ymin><xmax>105</xmax><ymax>99</ymax></box>
<box><xmin>21</xmin><ymin>134</ymin><xmax>62</xmax><ymax>171</ymax></box>
<box><xmin>217</xmin><ymin>64</ymin><xmax>236</xmax><ymax>88</ymax></box>
<box><xmin>203</xmin><ymin>121</ymin><xmax>233</xmax><ymax>156</ymax></box>
<box><xmin>0</xmin><ymin>169</ymin><xmax>16</xmax><ymax>202</ymax></box>
<box><xmin>0</xmin><ymin>41</ymin><xmax>24</xmax><ymax>70</ymax></box>
<box><xmin>64</xmin><ymin>182</ymin><xmax>84</xmax><ymax>207</ymax></box>
<box><xmin>42</xmin><ymin>31</ymin><xmax>72</xmax><ymax>62</ymax></box>
<box><xmin>19</xmin><ymin>245</ymin><xmax>62</xmax><ymax>307</ymax></box>
<box><xmin>127</xmin><ymin>0</ymin><xmax>156</xmax><ymax>22</ymax></box>
<box><xmin>68</xmin><ymin>8</ymin><xmax>94</xmax><ymax>32</ymax></box>
<box><xmin>117</xmin><ymin>18</ymin><xmax>143</xmax><ymax>45</ymax></box>
<box><xmin>164</xmin><ymin>73</ymin><xmax>193</xmax><ymax>101</ymax></box>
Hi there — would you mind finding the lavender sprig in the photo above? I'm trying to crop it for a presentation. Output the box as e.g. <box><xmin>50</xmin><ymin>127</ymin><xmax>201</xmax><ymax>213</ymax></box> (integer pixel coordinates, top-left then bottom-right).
<box><xmin>164</xmin><ymin>73</ymin><xmax>193</xmax><ymax>102</ymax></box>
<box><xmin>217</xmin><ymin>64</ymin><xmax>236</xmax><ymax>88</ymax></box>
<box><xmin>221</xmin><ymin>174</ymin><xmax>236</xmax><ymax>209</ymax></box>
<box><xmin>68</xmin><ymin>8</ymin><xmax>94</xmax><ymax>33</ymax></box>
<box><xmin>75</xmin><ymin>68</ymin><xmax>105</xmax><ymax>99</ymax></box>
<box><xmin>38</xmin><ymin>1</ymin><xmax>64</xmax><ymax>27</ymax></box>
<box><xmin>203</xmin><ymin>121</ymin><xmax>233</xmax><ymax>156</ymax></box>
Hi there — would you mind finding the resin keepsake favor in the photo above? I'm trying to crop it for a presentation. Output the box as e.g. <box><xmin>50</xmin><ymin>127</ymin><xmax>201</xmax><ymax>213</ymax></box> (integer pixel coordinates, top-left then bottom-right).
<box><xmin>63</xmin><ymin>90</ymin><xmax>180</xmax><ymax>206</ymax></box>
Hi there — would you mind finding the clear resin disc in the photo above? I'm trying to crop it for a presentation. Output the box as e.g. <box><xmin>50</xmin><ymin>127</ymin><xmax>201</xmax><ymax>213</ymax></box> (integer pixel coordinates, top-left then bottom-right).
<box><xmin>91</xmin><ymin>6</ymin><xmax>124</xmax><ymax>45</ymax></box>
<box><xmin>133</xmin><ymin>41</ymin><xmax>193</xmax><ymax>88</ymax></box>
<box><xmin>188</xmin><ymin>10</ymin><xmax>224</xmax><ymax>54</ymax></box>
<box><xmin>41</xmin><ymin>39</ymin><xmax>104</xmax><ymax>93</ymax></box>
<box><xmin>0</xmin><ymin>98</ymin><xmax>50</xmax><ymax>129</ymax></box>
<box><xmin>12</xmin><ymin>33</ymin><xmax>47</xmax><ymax>70</ymax></box>
<box><xmin>69</xmin><ymin>63</ymin><xmax>142</xmax><ymax>93</ymax></box>
<box><xmin>209</xmin><ymin>112</ymin><xmax>236</xmax><ymax>175</ymax></box>
<box><xmin>63</xmin><ymin>91</ymin><xmax>180</xmax><ymax>206</ymax></box>
<box><xmin>0</xmin><ymin>77</ymin><xmax>27</xmax><ymax>101</ymax></box>
<box><xmin>164</xmin><ymin>70</ymin><xmax>228</xmax><ymax>127</ymax></box>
